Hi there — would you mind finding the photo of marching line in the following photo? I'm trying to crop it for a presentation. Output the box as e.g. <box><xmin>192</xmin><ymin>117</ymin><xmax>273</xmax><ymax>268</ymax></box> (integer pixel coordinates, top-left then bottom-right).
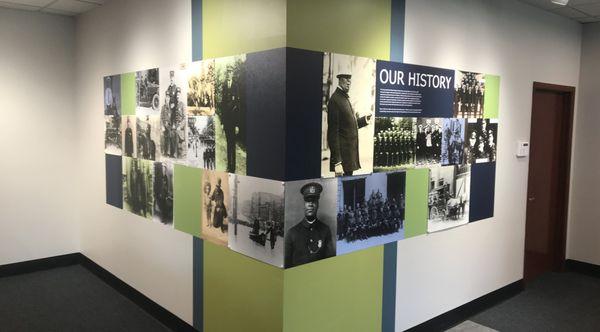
<box><xmin>415</xmin><ymin>118</ymin><xmax>442</xmax><ymax>167</ymax></box>
<box><xmin>284</xmin><ymin>178</ymin><xmax>337</xmax><ymax>268</ymax></box>
<box><xmin>187</xmin><ymin>59</ymin><xmax>216</xmax><ymax>116</ymax></box>
<box><xmin>441</xmin><ymin>118</ymin><xmax>466</xmax><ymax>166</ymax></box>
<box><xmin>228</xmin><ymin>174</ymin><xmax>285</xmax><ymax>267</ymax></box>
<box><xmin>453</xmin><ymin>71</ymin><xmax>485</xmax><ymax>118</ymax></box>
<box><xmin>153</xmin><ymin>161</ymin><xmax>173</xmax><ymax>226</ymax></box>
<box><xmin>427</xmin><ymin>164</ymin><xmax>471</xmax><ymax>233</ymax></box>
<box><xmin>337</xmin><ymin>171</ymin><xmax>406</xmax><ymax>255</ymax></box>
<box><xmin>136</xmin><ymin>68</ymin><xmax>160</xmax><ymax>117</ymax></box>
<box><xmin>373</xmin><ymin>117</ymin><xmax>416</xmax><ymax>172</ymax></box>
<box><xmin>465</xmin><ymin>118</ymin><xmax>498</xmax><ymax>164</ymax></box>
<box><xmin>187</xmin><ymin>116</ymin><xmax>215</xmax><ymax>169</ymax></box>
<box><xmin>201</xmin><ymin>169</ymin><xmax>230</xmax><ymax>246</ymax></box>
<box><xmin>105</xmin><ymin>114</ymin><xmax>122</xmax><ymax>156</ymax></box>
<box><xmin>159</xmin><ymin>68</ymin><xmax>187</xmax><ymax>162</ymax></box>
<box><xmin>122</xmin><ymin>157</ymin><xmax>154</xmax><ymax>220</ymax></box>
<box><xmin>321</xmin><ymin>52</ymin><xmax>376</xmax><ymax>178</ymax></box>
<box><xmin>104</xmin><ymin>74</ymin><xmax>121</xmax><ymax>116</ymax></box>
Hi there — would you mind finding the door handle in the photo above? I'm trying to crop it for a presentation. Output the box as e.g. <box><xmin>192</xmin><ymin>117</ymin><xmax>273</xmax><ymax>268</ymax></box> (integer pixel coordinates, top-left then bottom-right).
<box><xmin>528</xmin><ymin>197</ymin><xmax>535</xmax><ymax>202</ymax></box>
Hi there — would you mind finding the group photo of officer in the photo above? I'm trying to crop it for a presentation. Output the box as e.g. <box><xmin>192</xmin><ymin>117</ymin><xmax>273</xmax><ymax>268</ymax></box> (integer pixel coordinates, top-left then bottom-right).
<box><xmin>415</xmin><ymin>119</ymin><xmax>442</xmax><ymax>166</ymax></box>
<box><xmin>441</xmin><ymin>118</ymin><xmax>465</xmax><ymax>165</ymax></box>
<box><xmin>465</xmin><ymin>119</ymin><xmax>497</xmax><ymax>163</ymax></box>
<box><xmin>136</xmin><ymin>116</ymin><xmax>157</xmax><ymax>161</ymax></box>
<box><xmin>123</xmin><ymin>158</ymin><xmax>153</xmax><ymax>219</ymax></box>
<box><xmin>153</xmin><ymin>162</ymin><xmax>173</xmax><ymax>225</ymax></box>
<box><xmin>374</xmin><ymin>117</ymin><xmax>415</xmax><ymax>170</ymax></box>
<box><xmin>453</xmin><ymin>71</ymin><xmax>485</xmax><ymax>118</ymax></box>
<box><xmin>160</xmin><ymin>70</ymin><xmax>186</xmax><ymax>160</ymax></box>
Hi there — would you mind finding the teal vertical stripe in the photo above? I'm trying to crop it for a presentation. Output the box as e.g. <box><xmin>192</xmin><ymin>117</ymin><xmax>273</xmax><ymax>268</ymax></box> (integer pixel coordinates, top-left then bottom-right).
<box><xmin>192</xmin><ymin>1</ymin><xmax>203</xmax><ymax>330</ymax></box>
<box><xmin>383</xmin><ymin>1</ymin><xmax>405</xmax><ymax>330</ymax></box>
<box><xmin>192</xmin><ymin>0</ymin><xmax>202</xmax><ymax>61</ymax></box>
<box><xmin>193</xmin><ymin>237</ymin><xmax>203</xmax><ymax>331</ymax></box>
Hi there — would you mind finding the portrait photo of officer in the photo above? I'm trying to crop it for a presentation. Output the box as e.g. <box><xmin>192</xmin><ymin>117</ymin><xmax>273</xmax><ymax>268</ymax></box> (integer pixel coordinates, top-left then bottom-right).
<box><xmin>284</xmin><ymin>180</ymin><xmax>337</xmax><ymax>268</ymax></box>
<box><xmin>322</xmin><ymin>53</ymin><xmax>376</xmax><ymax>178</ymax></box>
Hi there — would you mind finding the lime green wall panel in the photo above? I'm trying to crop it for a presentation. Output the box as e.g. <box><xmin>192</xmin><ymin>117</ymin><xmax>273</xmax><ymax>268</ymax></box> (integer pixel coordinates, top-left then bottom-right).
<box><xmin>287</xmin><ymin>0</ymin><xmax>392</xmax><ymax>60</ymax></box>
<box><xmin>120</xmin><ymin>72</ymin><xmax>135</xmax><ymax>116</ymax></box>
<box><xmin>484</xmin><ymin>75</ymin><xmax>500</xmax><ymax>119</ymax></box>
<box><xmin>202</xmin><ymin>0</ymin><xmax>286</xmax><ymax>59</ymax></box>
<box><xmin>404</xmin><ymin>168</ymin><xmax>429</xmax><ymax>238</ymax></box>
<box><xmin>283</xmin><ymin>247</ymin><xmax>384</xmax><ymax>332</ymax></box>
<box><xmin>204</xmin><ymin>242</ymin><xmax>284</xmax><ymax>332</ymax></box>
<box><xmin>174</xmin><ymin>165</ymin><xmax>202</xmax><ymax>237</ymax></box>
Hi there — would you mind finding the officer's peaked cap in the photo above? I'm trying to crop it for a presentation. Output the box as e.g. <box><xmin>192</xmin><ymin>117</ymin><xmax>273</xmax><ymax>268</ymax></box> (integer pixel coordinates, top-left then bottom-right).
<box><xmin>301</xmin><ymin>182</ymin><xmax>323</xmax><ymax>201</ymax></box>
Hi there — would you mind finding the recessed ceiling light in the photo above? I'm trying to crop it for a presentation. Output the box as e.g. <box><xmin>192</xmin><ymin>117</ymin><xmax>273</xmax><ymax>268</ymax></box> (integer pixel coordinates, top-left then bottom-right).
<box><xmin>551</xmin><ymin>0</ymin><xmax>569</xmax><ymax>5</ymax></box>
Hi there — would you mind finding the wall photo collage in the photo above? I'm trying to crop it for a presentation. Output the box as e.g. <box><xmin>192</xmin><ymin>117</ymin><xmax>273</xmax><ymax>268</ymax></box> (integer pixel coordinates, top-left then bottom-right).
<box><xmin>104</xmin><ymin>48</ymin><xmax>500</xmax><ymax>269</ymax></box>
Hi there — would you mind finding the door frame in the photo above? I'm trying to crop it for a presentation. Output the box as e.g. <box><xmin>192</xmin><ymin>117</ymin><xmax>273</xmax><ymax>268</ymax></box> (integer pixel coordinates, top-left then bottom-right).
<box><xmin>525</xmin><ymin>82</ymin><xmax>575</xmax><ymax>277</ymax></box>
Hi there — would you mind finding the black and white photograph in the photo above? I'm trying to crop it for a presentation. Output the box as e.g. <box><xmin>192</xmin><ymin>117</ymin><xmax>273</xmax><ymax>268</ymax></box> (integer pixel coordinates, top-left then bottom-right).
<box><xmin>159</xmin><ymin>69</ymin><xmax>187</xmax><ymax>161</ymax></box>
<box><xmin>105</xmin><ymin>114</ymin><xmax>122</xmax><ymax>155</ymax></box>
<box><xmin>123</xmin><ymin>157</ymin><xmax>154</xmax><ymax>220</ymax></box>
<box><xmin>284</xmin><ymin>178</ymin><xmax>337</xmax><ymax>268</ymax></box>
<box><xmin>374</xmin><ymin>117</ymin><xmax>415</xmax><ymax>171</ymax></box>
<box><xmin>187</xmin><ymin>116</ymin><xmax>215</xmax><ymax>169</ymax></box>
<box><xmin>441</xmin><ymin>118</ymin><xmax>466</xmax><ymax>165</ymax></box>
<box><xmin>121</xmin><ymin>115</ymin><xmax>137</xmax><ymax>158</ymax></box>
<box><xmin>228</xmin><ymin>175</ymin><xmax>285</xmax><ymax>267</ymax></box>
<box><xmin>153</xmin><ymin>161</ymin><xmax>173</xmax><ymax>226</ymax></box>
<box><xmin>453</xmin><ymin>71</ymin><xmax>485</xmax><ymax>118</ymax></box>
<box><xmin>415</xmin><ymin>118</ymin><xmax>442</xmax><ymax>167</ymax></box>
<box><xmin>427</xmin><ymin>165</ymin><xmax>470</xmax><ymax>233</ymax></box>
<box><xmin>465</xmin><ymin>118</ymin><xmax>498</xmax><ymax>164</ymax></box>
<box><xmin>136</xmin><ymin>115</ymin><xmax>160</xmax><ymax>161</ymax></box>
<box><xmin>337</xmin><ymin>171</ymin><xmax>405</xmax><ymax>255</ymax></box>
<box><xmin>187</xmin><ymin>60</ymin><xmax>216</xmax><ymax>116</ymax></box>
<box><xmin>104</xmin><ymin>75</ymin><xmax>121</xmax><ymax>116</ymax></box>
<box><xmin>214</xmin><ymin>55</ymin><xmax>246</xmax><ymax>174</ymax></box>
<box><xmin>201</xmin><ymin>170</ymin><xmax>230</xmax><ymax>246</ymax></box>
<box><xmin>136</xmin><ymin>68</ymin><xmax>160</xmax><ymax>116</ymax></box>
<box><xmin>322</xmin><ymin>52</ymin><xmax>376</xmax><ymax>178</ymax></box>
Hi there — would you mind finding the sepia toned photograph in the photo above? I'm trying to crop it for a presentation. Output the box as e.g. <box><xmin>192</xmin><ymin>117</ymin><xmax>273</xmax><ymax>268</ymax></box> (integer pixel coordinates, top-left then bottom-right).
<box><xmin>337</xmin><ymin>171</ymin><xmax>405</xmax><ymax>255</ymax></box>
<box><xmin>121</xmin><ymin>115</ymin><xmax>137</xmax><ymax>158</ymax></box>
<box><xmin>214</xmin><ymin>55</ymin><xmax>246</xmax><ymax>174</ymax></box>
<box><xmin>159</xmin><ymin>69</ymin><xmax>187</xmax><ymax>161</ymax></box>
<box><xmin>441</xmin><ymin>118</ymin><xmax>466</xmax><ymax>165</ymax></box>
<box><xmin>123</xmin><ymin>157</ymin><xmax>154</xmax><ymax>220</ymax></box>
<box><xmin>284</xmin><ymin>178</ymin><xmax>337</xmax><ymax>268</ymax></box>
<box><xmin>321</xmin><ymin>53</ymin><xmax>376</xmax><ymax>178</ymax></box>
<box><xmin>415</xmin><ymin>118</ymin><xmax>442</xmax><ymax>167</ymax></box>
<box><xmin>201</xmin><ymin>170</ymin><xmax>230</xmax><ymax>246</ymax></box>
<box><xmin>374</xmin><ymin>117</ymin><xmax>415</xmax><ymax>172</ymax></box>
<box><xmin>153</xmin><ymin>161</ymin><xmax>173</xmax><ymax>226</ymax></box>
<box><xmin>187</xmin><ymin>116</ymin><xmax>215</xmax><ymax>169</ymax></box>
<box><xmin>228</xmin><ymin>175</ymin><xmax>285</xmax><ymax>267</ymax></box>
<box><xmin>454</xmin><ymin>71</ymin><xmax>485</xmax><ymax>118</ymax></box>
<box><xmin>104</xmin><ymin>74</ymin><xmax>121</xmax><ymax>116</ymax></box>
<box><xmin>136</xmin><ymin>68</ymin><xmax>160</xmax><ymax>116</ymax></box>
<box><xmin>187</xmin><ymin>60</ymin><xmax>216</xmax><ymax>116</ymax></box>
<box><xmin>136</xmin><ymin>115</ymin><xmax>160</xmax><ymax>161</ymax></box>
<box><xmin>105</xmin><ymin>114</ymin><xmax>122</xmax><ymax>155</ymax></box>
<box><xmin>427</xmin><ymin>165</ymin><xmax>470</xmax><ymax>233</ymax></box>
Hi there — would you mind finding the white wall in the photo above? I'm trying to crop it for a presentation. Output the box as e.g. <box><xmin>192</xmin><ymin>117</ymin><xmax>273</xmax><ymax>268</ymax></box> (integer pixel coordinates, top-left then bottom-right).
<box><xmin>397</xmin><ymin>0</ymin><xmax>582</xmax><ymax>330</ymax></box>
<box><xmin>567</xmin><ymin>22</ymin><xmax>600</xmax><ymax>266</ymax></box>
<box><xmin>74</xmin><ymin>0</ymin><xmax>194</xmax><ymax>324</ymax></box>
<box><xmin>0</xmin><ymin>8</ymin><xmax>79</xmax><ymax>265</ymax></box>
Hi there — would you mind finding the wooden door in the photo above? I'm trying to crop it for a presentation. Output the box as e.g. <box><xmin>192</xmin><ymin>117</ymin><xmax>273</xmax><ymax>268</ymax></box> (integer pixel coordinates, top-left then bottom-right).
<box><xmin>524</xmin><ymin>82</ymin><xmax>574</xmax><ymax>282</ymax></box>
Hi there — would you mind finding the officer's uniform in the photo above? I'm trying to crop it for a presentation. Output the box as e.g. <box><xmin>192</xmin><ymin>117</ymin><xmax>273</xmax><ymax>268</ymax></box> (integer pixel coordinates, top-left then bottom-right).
<box><xmin>284</xmin><ymin>183</ymin><xmax>335</xmax><ymax>268</ymax></box>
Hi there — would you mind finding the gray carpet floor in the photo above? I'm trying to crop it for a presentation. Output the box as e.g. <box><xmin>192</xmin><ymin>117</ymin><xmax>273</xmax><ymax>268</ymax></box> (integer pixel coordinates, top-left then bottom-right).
<box><xmin>470</xmin><ymin>272</ymin><xmax>600</xmax><ymax>332</ymax></box>
<box><xmin>0</xmin><ymin>265</ymin><xmax>171</xmax><ymax>332</ymax></box>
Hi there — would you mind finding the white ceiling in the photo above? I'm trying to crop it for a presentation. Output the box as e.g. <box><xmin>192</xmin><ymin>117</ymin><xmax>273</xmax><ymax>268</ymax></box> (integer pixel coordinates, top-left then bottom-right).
<box><xmin>0</xmin><ymin>0</ymin><xmax>103</xmax><ymax>16</ymax></box>
<box><xmin>520</xmin><ymin>0</ymin><xmax>600</xmax><ymax>23</ymax></box>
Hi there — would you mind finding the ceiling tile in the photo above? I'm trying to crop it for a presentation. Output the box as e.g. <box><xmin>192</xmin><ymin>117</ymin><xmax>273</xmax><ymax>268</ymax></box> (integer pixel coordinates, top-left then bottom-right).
<box><xmin>574</xmin><ymin>3</ymin><xmax>600</xmax><ymax>15</ymax></box>
<box><xmin>568</xmin><ymin>0</ymin><xmax>600</xmax><ymax>6</ymax></box>
<box><xmin>552</xmin><ymin>5</ymin><xmax>589</xmax><ymax>17</ymax></box>
<box><xmin>0</xmin><ymin>1</ymin><xmax>38</xmax><ymax>10</ymax></box>
<box><xmin>40</xmin><ymin>7</ymin><xmax>76</xmax><ymax>15</ymax></box>
<box><xmin>48</xmin><ymin>0</ymin><xmax>98</xmax><ymax>13</ymax></box>
<box><xmin>577</xmin><ymin>15</ymin><xmax>600</xmax><ymax>22</ymax></box>
<box><xmin>520</xmin><ymin>0</ymin><xmax>563</xmax><ymax>10</ymax></box>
